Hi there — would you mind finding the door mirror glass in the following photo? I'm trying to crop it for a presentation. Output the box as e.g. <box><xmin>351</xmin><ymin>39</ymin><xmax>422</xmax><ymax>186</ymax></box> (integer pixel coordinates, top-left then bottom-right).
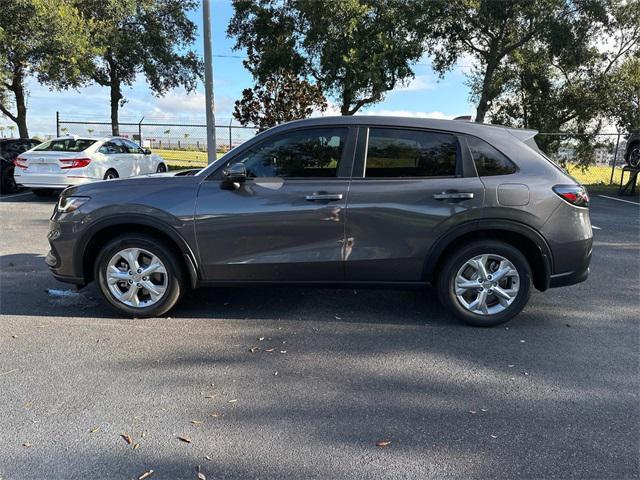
<box><xmin>223</xmin><ymin>163</ymin><xmax>247</xmax><ymax>183</ymax></box>
<box><xmin>142</xmin><ymin>148</ymin><xmax>152</xmax><ymax>155</ymax></box>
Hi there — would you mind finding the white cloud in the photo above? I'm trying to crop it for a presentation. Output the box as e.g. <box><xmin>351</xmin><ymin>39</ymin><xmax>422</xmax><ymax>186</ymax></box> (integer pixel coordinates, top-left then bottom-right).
<box><xmin>395</xmin><ymin>74</ymin><xmax>435</xmax><ymax>92</ymax></box>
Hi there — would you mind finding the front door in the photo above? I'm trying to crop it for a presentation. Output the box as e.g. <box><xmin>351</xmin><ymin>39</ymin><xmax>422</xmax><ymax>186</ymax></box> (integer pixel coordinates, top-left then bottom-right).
<box><xmin>344</xmin><ymin>126</ymin><xmax>485</xmax><ymax>281</ymax></box>
<box><xmin>194</xmin><ymin>126</ymin><xmax>356</xmax><ymax>282</ymax></box>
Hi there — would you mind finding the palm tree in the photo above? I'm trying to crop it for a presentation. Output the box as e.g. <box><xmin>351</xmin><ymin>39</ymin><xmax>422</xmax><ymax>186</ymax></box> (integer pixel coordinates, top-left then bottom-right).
<box><xmin>88</xmin><ymin>128</ymin><xmax>94</xmax><ymax>135</ymax></box>
<box><xmin>0</xmin><ymin>126</ymin><xmax>5</xmax><ymax>138</ymax></box>
<box><xmin>7</xmin><ymin>125</ymin><xmax>16</xmax><ymax>137</ymax></box>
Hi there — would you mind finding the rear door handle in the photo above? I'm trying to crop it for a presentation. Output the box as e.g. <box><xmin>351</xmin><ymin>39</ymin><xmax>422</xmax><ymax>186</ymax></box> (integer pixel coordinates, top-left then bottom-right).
<box><xmin>433</xmin><ymin>192</ymin><xmax>474</xmax><ymax>200</ymax></box>
<box><xmin>305</xmin><ymin>193</ymin><xmax>344</xmax><ymax>201</ymax></box>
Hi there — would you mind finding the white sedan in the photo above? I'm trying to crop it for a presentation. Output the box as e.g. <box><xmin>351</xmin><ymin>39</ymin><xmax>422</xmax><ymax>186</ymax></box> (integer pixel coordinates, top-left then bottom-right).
<box><xmin>14</xmin><ymin>136</ymin><xmax>167</xmax><ymax>196</ymax></box>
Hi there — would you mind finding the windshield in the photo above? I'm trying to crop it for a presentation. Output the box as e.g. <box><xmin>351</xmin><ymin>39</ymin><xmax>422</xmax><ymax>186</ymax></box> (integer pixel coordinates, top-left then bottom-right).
<box><xmin>34</xmin><ymin>138</ymin><xmax>96</xmax><ymax>152</ymax></box>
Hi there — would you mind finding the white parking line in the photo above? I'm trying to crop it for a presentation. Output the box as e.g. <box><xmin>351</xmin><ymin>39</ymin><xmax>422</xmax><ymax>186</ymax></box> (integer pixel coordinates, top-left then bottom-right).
<box><xmin>592</xmin><ymin>226</ymin><xmax>601</xmax><ymax>230</ymax></box>
<box><xmin>597</xmin><ymin>194</ymin><xmax>640</xmax><ymax>206</ymax></box>
<box><xmin>0</xmin><ymin>191</ymin><xmax>33</xmax><ymax>201</ymax></box>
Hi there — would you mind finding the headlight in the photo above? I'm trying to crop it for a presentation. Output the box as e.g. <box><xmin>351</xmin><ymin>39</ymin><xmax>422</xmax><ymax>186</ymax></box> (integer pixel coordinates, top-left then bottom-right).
<box><xmin>57</xmin><ymin>196</ymin><xmax>90</xmax><ymax>213</ymax></box>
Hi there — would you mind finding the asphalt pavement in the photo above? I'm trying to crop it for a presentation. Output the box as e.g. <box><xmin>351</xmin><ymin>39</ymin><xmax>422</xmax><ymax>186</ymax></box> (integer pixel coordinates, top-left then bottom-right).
<box><xmin>0</xmin><ymin>190</ymin><xmax>638</xmax><ymax>480</ymax></box>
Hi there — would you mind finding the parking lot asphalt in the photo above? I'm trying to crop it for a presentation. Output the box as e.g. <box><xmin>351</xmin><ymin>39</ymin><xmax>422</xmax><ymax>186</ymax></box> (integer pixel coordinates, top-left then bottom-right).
<box><xmin>0</xmin><ymin>190</ymin><xmax>638</xmax><ymax>480</ymax></box>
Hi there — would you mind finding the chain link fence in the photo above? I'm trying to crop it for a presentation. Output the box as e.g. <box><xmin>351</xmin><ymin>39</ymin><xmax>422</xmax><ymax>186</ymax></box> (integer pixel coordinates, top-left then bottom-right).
<box><xmin>56</xmin><ymin>113</ymin><xmax>257</xmax><ymax>168</ymax></box>
<box><xmin>56</xmin><ymin>113</ymin><xmax>632</xmax><ymax>185</ymax></box>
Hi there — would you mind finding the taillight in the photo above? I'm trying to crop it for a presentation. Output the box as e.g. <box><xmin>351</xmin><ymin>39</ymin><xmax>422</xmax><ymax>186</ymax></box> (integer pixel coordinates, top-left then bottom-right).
<box><xmin>553</xmin><ymin>184</ymin><xmax>589</xmax><ymax>208</ymax></box>
<box><xmin>13</xmin><ymin>157</ymin><xmax>28</xmax><ymax>169</ymax></box>
<box><xmin>60</xmin><ymin>158</ymin><xmax>91</xmax><ymax>169</ymax></box>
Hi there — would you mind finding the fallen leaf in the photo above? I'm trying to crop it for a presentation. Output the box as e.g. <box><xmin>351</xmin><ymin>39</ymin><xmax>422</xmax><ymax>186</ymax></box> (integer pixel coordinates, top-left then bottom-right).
<box><xmin>133</xmin><ymin>443</ymin><xmax>140</xmax><ymax>450</ymax></box>
<box><xmin>376</xmin><ymin>440</ymin><xmax>391</xmax><ymax>448</ymax></box>
<box><xmin>248</xmin><ymin>346</ymin><xmax>259</xmax><ymax>353</ymax></box>
<box><xmin>121</xmin><ymin>433</ymin><xmax>133</xmax><ymax>445</ymax></box>
<box><xmin>198</xmin><ymin>472</ymin><xmax>206</xmax><ymax>480</ymax></box>
<box><xmin>508</xmin><ymin>364</ymin><xmax>515</xmax><ymax>368</ymax></box>
<box><xmin>89</xmin><ymin>426</ymin><xmax>100</xmax><ymax>433</ymax></box>
<box><xmin>228</xmin><ymin>399</ymin><xmax>237</xmax><ymax>403</ymax></box>
<box><xmin>22</xmin><ymin>442</ymin><xmax>32</xmax><ymax>448</ymax></box>
<box><xmin>469</xmin><ymin>410</ymin><xmax>477</xmax><ymax>414</ymax></box>
<box><xmin>265</xmin><ymin>348</ymin><xmax>275</xmax><ymax>352</ymax></box>
<box><xmin>274</xmin><ymin>371</ymin><xmax>278</xmax><ymax>376</ymax></box>
<box><xmin>210</xmin><ymin>412</ymin><xmax>222</xmax><ymax>418</ymax></box>
<box><xmin>191</xmin><ymin>420</ymin><xmax>203</xmax><ymax>425</ymax></box>
<box><xmin>141</xmin><ymin>431</ymin><xmax>147</xmax><ymax>438</ymax></box>
<box><xmin>258</xmin><ymin>337</ymin><xmax>265</xmax><ymax>341</ymax></box>
<box><xmin>138</xmin><ymin>470</ymin><xmax>154</xmax><ymax>480</ymax></box>
<box><xmin>480</xmin><ymin>408</ymin><xmax>488</xmax><ymax>412</ymax></box>
<box><xmin>520</xmin><ymin>340</ymin><xmax>526</xmax><ymax>343</ymax></box>
<box><xmin>490</xmin><ymin>435</ymin><xmax>498</xmax><ymax>439</ymax></box>
<box><xmin>205</xmin><ymin>455</ymin><xmax>212</xmax><ymax>461</ymax></box>
<box><xmin>11</xmin><ymin>335</ymin><xmax>17</xmax><ymax>339</ymax></box>
<box><xmin>334</xmin><ymin>315</ymin><xmax>342</xmax><ymax>320</ymax></box>
<box><xmin>280</xmin><ymin>350</ymin><xmax>287</xmax><ymax>354</ymax></box>
<box><xmin>204</xmin><ymin>394</ymin><xmax>215</xmax><ymax>399</ymax></box>
<box><xmin>178</xmin><ymin>436</ymin><xmax>192</xmax><ymax>443</ymax></box>
<box><xmin>522</xmin><ymin>372</ymin><xmax>529</xmax><ymax>376</ymax></box>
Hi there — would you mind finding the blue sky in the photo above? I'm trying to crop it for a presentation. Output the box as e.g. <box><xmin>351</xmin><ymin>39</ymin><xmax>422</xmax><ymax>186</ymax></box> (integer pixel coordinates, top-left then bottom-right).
<box><xmin>6</xmin><ymin>0</ymin><xmax>476</xmax><ymax>136</ymax></box>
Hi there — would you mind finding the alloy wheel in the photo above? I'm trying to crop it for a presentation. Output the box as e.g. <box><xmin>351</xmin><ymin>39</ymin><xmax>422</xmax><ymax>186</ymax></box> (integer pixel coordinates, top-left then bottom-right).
<box><xmin>106</xmin><ymin>247</ymin><xmax>168</xmax><ymax>308</ymax></box>
<box><xmin>454</xmin><ymin>253</ymin><xmax>520</xmax><ymax>316</ymax></box>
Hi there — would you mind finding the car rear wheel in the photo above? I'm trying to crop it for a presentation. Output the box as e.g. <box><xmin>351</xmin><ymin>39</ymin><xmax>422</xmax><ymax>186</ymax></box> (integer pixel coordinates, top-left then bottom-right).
<box><xmin>95</xmin><ymin>234</ymin><xmax>184</xmax><ymax>318</ymax></box>
<box><xmin>626</xmin><ymin>144</ymin><xmax>640</xmax><ymax>169</ymax></box>
<box><xmin>437</xmin><ymin>240</ymin><xmax>532</xmax><ymax>327</ymax></box>
<box><xmin>156</xmin><ymin>163</ymin><xmax>167</xmax><ymax>173</ymax></box>
<box><xmin>104</xmin><ymin>169</ymin><xmax>119</xmax><ymax>180</ymax></box>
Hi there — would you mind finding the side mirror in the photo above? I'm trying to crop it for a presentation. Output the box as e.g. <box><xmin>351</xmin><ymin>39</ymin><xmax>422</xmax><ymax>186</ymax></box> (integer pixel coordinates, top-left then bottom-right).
<box><xmin>223</xmin><ymin>163</ymin><xmax>247</xmax><ymax>183</ymax></box>
<box><xmin>142</xmin><ymin>148</ymin><xmax>152</xmax><ymax>155</ymax></box>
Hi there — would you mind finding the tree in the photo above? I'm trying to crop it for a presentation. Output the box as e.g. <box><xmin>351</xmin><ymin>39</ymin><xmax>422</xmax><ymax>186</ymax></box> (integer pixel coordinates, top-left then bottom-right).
<box><xmin>228</xmin><ymin>0</ymin><xmax>428</xmax><ymax>115</ymax></box>
<box><xmin>423</xmin><ymin>0</ymin><xmax>598</xmax><ymax>123</ymax></box>
<box><xmin>0</xmin><ymin>0</ymin><xmax>95</xmax><ymax>137</ymax></box>
<box><xmin>233</xmin><ymin>70</ymin><xmax>327</xmax><ymax>131</ymax></box>
<box><xmin>76</xmin><ymin>0</ymin><xmax>203</xmax><ymax>135</ymax></box>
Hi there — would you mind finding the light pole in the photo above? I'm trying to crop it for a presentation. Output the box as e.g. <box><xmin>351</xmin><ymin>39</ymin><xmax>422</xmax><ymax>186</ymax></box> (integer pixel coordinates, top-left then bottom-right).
<box><xmin>202</xmin><ymin>0</ymin><xmax>216</xmax><ymax>164</ymax></box>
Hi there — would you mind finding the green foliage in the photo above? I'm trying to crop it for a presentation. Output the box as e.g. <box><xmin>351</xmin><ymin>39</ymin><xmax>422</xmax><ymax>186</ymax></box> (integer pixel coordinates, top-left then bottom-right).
<box><xmin>233</xmin><ymin>71</ymin><xmax>327</xmax><ymax>131</ymax></box>
<box><xmin>229</xmin><ymin>0</ymin><xmax>426</xmax><ymax>115</ymax></box>
<box><xmin>76</xmin><ymin>0</ymin><xmax>203</xmax><ymax>134</ymax></box>
<box><xmin>606</xmin><ymin>54</ymin><xmax>640</xmax><ymax>132</ymax></box>
<box><xmin>0</xmin><ymin>0</ymin><xmax>96</xmax><ymax>137</ymax></box>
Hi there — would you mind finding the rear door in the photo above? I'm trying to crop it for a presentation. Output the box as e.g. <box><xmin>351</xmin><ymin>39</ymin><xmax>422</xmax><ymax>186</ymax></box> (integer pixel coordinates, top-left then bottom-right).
<box><xmin>194</xmin><ymin>126</ymin><xmax>356</xmax><ymax>281</ymax></box>
<box><xmin>344</xmin><ymin>126</ymin><xmax>485</xmax><ymax>281</ymax></box>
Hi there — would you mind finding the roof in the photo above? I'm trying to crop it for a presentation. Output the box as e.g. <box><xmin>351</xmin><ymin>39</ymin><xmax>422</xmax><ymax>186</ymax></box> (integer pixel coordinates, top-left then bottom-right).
<box><xmin>271</xmin><ymin>115</ymin><xmax>538</xmax><ymax>141</ymax></box>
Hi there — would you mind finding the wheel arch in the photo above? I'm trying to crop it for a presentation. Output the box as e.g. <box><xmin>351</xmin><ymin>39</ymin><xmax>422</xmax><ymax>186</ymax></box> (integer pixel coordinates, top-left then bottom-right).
<box><xmin>78</xmin><ymin>216</ymin><xmax>199</xmax><ymax>288</ymax></box>
<box><xmin>424</xmin><ymin>220</ymin><xmax>553</xmax><ymax>291</ymax></box>
<box><xmin>626</xmin><ymin>140</ymin><xmax>640</xmax><ymax>161</ymax></box>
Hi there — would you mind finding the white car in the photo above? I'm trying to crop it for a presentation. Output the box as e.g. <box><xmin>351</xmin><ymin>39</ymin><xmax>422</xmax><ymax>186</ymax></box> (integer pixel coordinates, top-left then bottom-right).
<box><xmin>14</xmin><ymin>136</ymin><xmax>167</xmax><ymax>196</ymax></box>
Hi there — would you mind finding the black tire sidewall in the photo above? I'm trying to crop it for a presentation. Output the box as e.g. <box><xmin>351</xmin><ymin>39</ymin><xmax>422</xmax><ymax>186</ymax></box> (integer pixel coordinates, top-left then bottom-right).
<box><xmin>157</xmin><ymin>163</ymin><xmax>166</xmax><ymax>173</ymax></box>
<box><xmin>95</xmin><ymin>234</ymin><xmax>183</xmax><ymax>318</ymax></box>
<box><xmin>104</xmin><ymin>170</ymin><xmax>119</xmax><ymax>180</ymax></box>
<box><xmin>437</xmin><ymin>240</ymin><xmax>532</xmax><ymax>327</ymax></box>
<box><xmin>1</xmin><ymin>165</ymin><xmax>17</xmax><ymax>194</ymax></box>
<box><xmin>627</xmin><ymin>145</ymin><xmax>640</xmax><ymax>168</ymax></box>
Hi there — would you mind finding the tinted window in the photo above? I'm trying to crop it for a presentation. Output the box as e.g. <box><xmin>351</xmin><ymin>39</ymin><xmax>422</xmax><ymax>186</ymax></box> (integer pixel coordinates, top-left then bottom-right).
<box><xmin>365</xmin><ymin>128</ymin><xmax>457</xmax><ymax>178</ymax></box>
<box><xmin>122</xmin><ymin>139</ymin><xmax>142</xmax><ymax>153</ymax></box>
<box><xmin>467</xmin><ymin>136</ymin><xmax>516</xmax><ymax>176</ymax></box>
<box><xmin>99</xmin><ymin>141</ymin><xmax>125</xmax><ymax>154</ymax></box>
<box><xmin>34</xmin><ymin>138</ymin><xmax>96</xmax><ymax>152</ymax></box>
<box><xmin>229</xmin><ymin>127</ymin><xmax>347</xmax><ymax>178</ymax></box>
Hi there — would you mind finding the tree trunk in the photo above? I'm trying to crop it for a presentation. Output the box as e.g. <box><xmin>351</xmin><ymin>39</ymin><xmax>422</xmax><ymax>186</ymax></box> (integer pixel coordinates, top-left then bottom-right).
<box><xmin>0</xmin><ymin>66</ymin><xmax>30</xmax><ymax>138</ymax></box>
<box><xmin>474</xmin><ymin>60</ymin><xmax>498</xmax><ymax>124</ymax></box>
<box><xmin>110</xmin><ymin>80</ymin><xmax>121</xmax><ymax>136</ymax></box>
<box><xmin>108</xmin><ymin>56</ymin><xmax>121</xmax><ymax>136</ymax></box>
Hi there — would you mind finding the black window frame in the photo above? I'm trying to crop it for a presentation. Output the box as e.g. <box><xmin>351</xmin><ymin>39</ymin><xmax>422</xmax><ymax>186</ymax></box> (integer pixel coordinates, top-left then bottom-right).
<box><xmin>351</xmin><ymin>126</ymin><xmax>467</xmax><ymax>180</ymax></box>
<box><xmin>206</xmin><ymin>125</ymin><xmax>358</xmax><ymax>181</ymax></box>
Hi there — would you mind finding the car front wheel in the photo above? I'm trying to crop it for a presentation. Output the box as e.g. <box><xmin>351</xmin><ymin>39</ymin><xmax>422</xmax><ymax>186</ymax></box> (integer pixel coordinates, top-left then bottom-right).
<box><xmin>437</xmin><ymin>240</ymin><xmax>532</xmax><ymax>327</ymax></box>
<box><xmin>95</xmin><ymin>234</ymin><xmax>184</xmax><ymax>317</ymax></box>
<box><xmin>627</xmin><ymin>144</ymin><xmax>640</xmax><ymax>169</ymax></box>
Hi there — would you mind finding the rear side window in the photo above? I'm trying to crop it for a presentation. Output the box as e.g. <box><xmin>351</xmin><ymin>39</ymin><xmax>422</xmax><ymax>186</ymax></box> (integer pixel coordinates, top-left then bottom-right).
<box><xmin>365</xmin><ymin>128</ymin><xmax>457</xmax><ymax>178</ymax></box>
<box><xmin>467</xmin><ymin>136</ymin><xmax>516</xmax><ymax>176</ymax></box>
<box><xmin>34</xmin><ymin>138</ymin><xmax>96</xmax><ymax>152</ymax></box>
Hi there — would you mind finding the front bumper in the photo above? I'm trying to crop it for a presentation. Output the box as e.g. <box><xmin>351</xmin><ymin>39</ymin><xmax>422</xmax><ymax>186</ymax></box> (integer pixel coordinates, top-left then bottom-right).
<box><xmin>46</xmin><ymin>217</ymin><xmax>87</xmax><ymax>286</ymax></box>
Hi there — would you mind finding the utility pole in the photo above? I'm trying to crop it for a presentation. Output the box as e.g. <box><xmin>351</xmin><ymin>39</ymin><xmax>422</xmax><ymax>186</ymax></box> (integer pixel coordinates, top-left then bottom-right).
<box><xmin>202</xmin><ymin>0</ymin><xmax>216</xmax><ymax>164</ymax></box>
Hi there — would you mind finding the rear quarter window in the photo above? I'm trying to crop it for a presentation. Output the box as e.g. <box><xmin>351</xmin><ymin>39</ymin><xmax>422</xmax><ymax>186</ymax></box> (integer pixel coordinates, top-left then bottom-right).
<box><xmin>467</xmin><ymin>136</ymin><xmax>517</xmax><ymax>176</ymax></box>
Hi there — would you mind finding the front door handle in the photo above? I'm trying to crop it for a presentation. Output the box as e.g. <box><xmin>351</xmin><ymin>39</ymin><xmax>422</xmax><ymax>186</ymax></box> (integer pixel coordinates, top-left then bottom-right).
<box><xmin>305</xmin><ymin>193</ymin><xmax>344</xmax><ymax>201</ymax></box>
<box><xmin>433</xmin><ymin>192</ymin><xmax>474</xmax><ymax>200</ymax></box>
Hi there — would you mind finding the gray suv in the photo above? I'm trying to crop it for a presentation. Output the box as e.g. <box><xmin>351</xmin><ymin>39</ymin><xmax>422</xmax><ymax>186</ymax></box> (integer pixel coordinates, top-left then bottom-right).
<box><xmin>46</xmin><ymin>117</ymin><xmax>592</xmax><ymax>326</ymax></box>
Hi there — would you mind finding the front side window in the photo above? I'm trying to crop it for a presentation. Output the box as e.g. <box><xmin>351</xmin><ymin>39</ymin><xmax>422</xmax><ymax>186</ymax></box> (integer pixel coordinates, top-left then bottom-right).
<box><xmin>365</xmin><ymin>128</ymin><xmax>458</xmax><ymax>178</ymax></box>
<box><xmin>227</xmin><ymin>127</ymin><xmax>347</xmax><ymax>179</ymax></box>
<box><xmin>99</xmin><ymin>141</ymin><xmax>124</xmax><ymax>154</ymax></box>
<box><xmin>122</xmin><ymin>139</ymin><xmax>143</xmax><ymax>154</ymax></box>
<box><xmin>34</xmin><ymin>138</ymin><xmax>96</xmax><ymax>152</ymax></box>
<box><xmin>467</xmin><ymin>136</ymin><xmax>517</xmax><ymax>176</ymax></box>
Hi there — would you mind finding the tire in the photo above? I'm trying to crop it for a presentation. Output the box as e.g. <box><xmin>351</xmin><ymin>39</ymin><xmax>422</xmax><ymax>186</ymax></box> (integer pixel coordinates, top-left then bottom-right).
<box><xmin>626</xmin><ymin>144</ymin><xmax>640</xmax><ymax>169</ymax></box>
<box><xmin>437</xmin><ymin>240</ymin><xmax>532</xmax><ymax>327</ymax></box>
<box><xmin>0</xmin><ymin>165</ymin><xmax>17</xmax><ymax>194</ymax></box>
<box><xmin>104</xmin><ymin>169</ymin><xmax>119</xmax><ymax>180</ymax></box>
<box><xmin>156</xmin><ymin>163</ymin><xmax>167</xmax><ymax>173</ymax></box>
<box><xmin>95</xmin><ymin>234</ymin><xmax>184</xmax><ymax>318</ymax></box>
<box><xmin>32</xmin><ymin>188</ymin><xmax>58</xmax><ymax>197</ymax></box>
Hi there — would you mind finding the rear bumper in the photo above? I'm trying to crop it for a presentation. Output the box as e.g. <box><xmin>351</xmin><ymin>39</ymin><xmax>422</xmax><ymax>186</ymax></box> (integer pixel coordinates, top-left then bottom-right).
<box><xmin>548</xmin><ymin>239</ymin><xmax>592</xmax><ymax>288</ymax></box>
<box><xmin>14</xmin><ymin>172</ymin><xmax>101</xmax><ymax>189</ymax></box>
